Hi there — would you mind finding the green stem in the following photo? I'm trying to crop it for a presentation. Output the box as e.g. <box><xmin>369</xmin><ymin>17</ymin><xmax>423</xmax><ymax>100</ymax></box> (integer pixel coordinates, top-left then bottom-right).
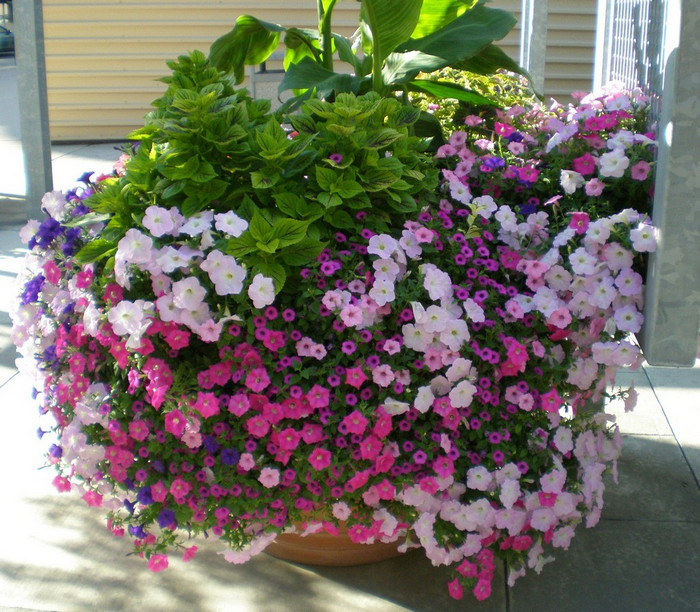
<box><xmin>319</xmin><ymin>0</ymin><xmax>338</xmax><ymax>72</ymax></box>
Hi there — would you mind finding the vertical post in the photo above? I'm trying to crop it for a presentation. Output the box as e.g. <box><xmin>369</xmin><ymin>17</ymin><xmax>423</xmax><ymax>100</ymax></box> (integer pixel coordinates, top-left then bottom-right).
<box><xmin>593</xmin><ymin>0</ymin><xmax>612</xmax><ymax>90</ymax></box>
<box><xmin>641</xmin><ymin>0</ymin><xmax>700</xmax><ymax>366</ymax></box>
<box><xmin>520</xmin><ymin>0</ymin><xmax>549</xmax><ymax>93</ymax></box>
<box><xmin>15</xmin><ymin>0</ymin><xmax>52</xmax><ymax>219</ymax></box>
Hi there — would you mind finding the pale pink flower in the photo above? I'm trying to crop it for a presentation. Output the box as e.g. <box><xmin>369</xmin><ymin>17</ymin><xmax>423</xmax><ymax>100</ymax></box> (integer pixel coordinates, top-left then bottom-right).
<box><xmin>214</xmin><ymin>211</ymin><xmax>248</xmax><ymax>236</ymax></box>
<box><xmin>179</xmin><ymin>211</ymin><xmax>213</xmax><ymax>236</ymax></box>
<box><xmin>258</xmin><ymin>467</ymin><xmax>280</xmax><ymax>488</ymax></box>
<box><xmin>248</xmin><ymin>274</ymin><xmax>275</xmax><ymax>309</ymax></box>
<box><xmin>599</xmin><ymin>148</ymin><xmax>629</xmax><ymax>177</ymax></box>
<box><xmin>584</xmin><ymin>177</ymin><xmax>606</xmax><ymax>196</ymax></box>
<box><xmin>172</xmin><ymin>277</ymin><xmax>206</xmax><ymax>311</ymax></box>
<box><xmin>142</xmin><ymin>206</ymin><xmax>175</xmax><ymax>237</ymax></box>
<box><xmin>630</xmin><ymin>223</ymin><xmax>657</xmax><ymax>252</ymax></box>
<box><xmin>466</xmin><ymin>466</ymin><xmax>493</xmax><ymax>491</ymax></box>
<box><xmin>630</xmin><ymin>160</ymin><xmax>651</xmax><ymax>180</ymax></box>
<box><xmin>602</xmin><ymin>242</ymin><xmax>634</xmax><ymax>270</ymax></box>
<box><xmin>367</xmin><ymin>234</ymin><xmax>398</xmax><ymax>257</ymax></box>
<box><xmin>372</xmin><ymin>364</ymin><xmax>395</xmax><ymax>388</ymax></box>
<box><xmin>339</xmin><ymin>304</ymin><xmax>363</xmax><ymax>328</ymax></box>
<box><xmin>449</xmin><ymin>380</ymin><xmax>477</xmax><ymax>408</ymax></box>
<box><xmin>369</xmin><ymin>278</ymin><xmax>395</xmax><ymax>306</ymax></box>
<box><xmin>117</xmin><ymin>229</ymin><xmax>153</xmax><ymax>264</ymax></box>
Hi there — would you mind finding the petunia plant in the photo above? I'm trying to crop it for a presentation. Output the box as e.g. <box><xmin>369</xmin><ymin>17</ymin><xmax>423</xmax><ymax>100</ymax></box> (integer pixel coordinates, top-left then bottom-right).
<box><xmin>13</xmin><ymin>70</ymin><xmax>656</xmax><ymax>600</ymax></box>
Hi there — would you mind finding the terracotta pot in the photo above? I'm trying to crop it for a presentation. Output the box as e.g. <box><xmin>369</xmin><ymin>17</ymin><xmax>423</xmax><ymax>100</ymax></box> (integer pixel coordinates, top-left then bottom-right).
<box><xmin>265</xmin><ymin>528</ymin><xmax>403</xmax><ymax>566</ymax></box>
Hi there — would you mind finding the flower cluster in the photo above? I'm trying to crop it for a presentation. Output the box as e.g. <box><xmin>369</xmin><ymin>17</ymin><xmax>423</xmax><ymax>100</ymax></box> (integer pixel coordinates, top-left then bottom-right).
<box><xmin>436</xmin><ymin>81</ymin><xmax>656</xmax><ymax>234</ymax></box>
<box><xmin>12</xmin><ymin>84</ymin><xmax>654</xmax><ymax>601</ymax></box>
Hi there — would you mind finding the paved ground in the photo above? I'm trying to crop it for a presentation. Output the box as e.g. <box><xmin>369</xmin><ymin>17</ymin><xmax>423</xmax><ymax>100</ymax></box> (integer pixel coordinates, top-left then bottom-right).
<box><xmin>0</xmin><ymin>58</ymin><xmax>698</xmax><ymax>611</ymax></box>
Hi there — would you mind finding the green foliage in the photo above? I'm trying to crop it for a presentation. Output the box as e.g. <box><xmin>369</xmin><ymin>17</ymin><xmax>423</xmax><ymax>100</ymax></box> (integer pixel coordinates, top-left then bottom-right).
<box><xmin>77</xmin><ymin>51</ymin><xmax>439</xmax><ymax>294</ymax></box>
<box><xmin>209</xmin><ymin>0</ymin><xmax>518</xmax><ymax>124</ymax></box>
<box><xmin>409</xmin><ymin>68</ymin><xmax>539</xmax><ymax>137</ymax></box>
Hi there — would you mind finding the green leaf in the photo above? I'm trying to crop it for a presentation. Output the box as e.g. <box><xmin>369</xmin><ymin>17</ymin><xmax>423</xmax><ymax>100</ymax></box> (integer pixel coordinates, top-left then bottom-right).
<box><xmin>283</xmin><ymin>27</ymin><xmax>321</xmax><ymax>68</ymax></box>
<box><xmin>278</xmin><ymin>56</ymin><xmax>363</xmax><ymax>98</ymax></box>
<box><xmin>74</xmin><ymin>239</ymin><xmax>117</xmax><ymax>264</ymax></box>
<box><xmin>318</xmin><ymin>192</ymin><xmax>343</xmax><ymax>208</ymax></box>
<box><xmin>289</xmin><ymin>114</ymin><xmax>317</xmax><ymax>134</ymax></box>
<box><xmin>410</xmin><ymin>0</ymin><xmax>474</xmax><ymax>39</ymax></box>
<box><xmin>408</xmin><ymin>79</ymin><xmax>496</xmax><ymax>106</ymax></box>
<box><xmin>256</xmin><ymin>238</ymin><xmax>280</xmax><ymax>253</ymax></box>
<box><xmin>273</xmin><ymin>192</ymin><xmax>305</xmax><ymax>218</ymax></box>
<box><xmin>251</xmin><ymin>169</ymin><xmax>279</xmax><ymax>189</ymax></box>
<box><xmin>226</xmin><ymin>232</ymin><xmax>258</xmax><ymax>258</ymax></box>
<box><xmin>324</xmin><ymin>208</ymin><xmax>355</xmax><ymax>229</ymax></box>
<box><xmin>383</xmin><ymin>2</ymin><xmax>517</xmax><ymax>86</ymax></box>
<box><xmin>397</xmin><ymin>2</ymin><xmax>516</xmax><ymax>60</ymax></box>
<box><xmin>278</xmin><ymin>238</ymin><xmax>327</xmax><ymax>266</ymax></box>
<box><xmin>248</xmin><ymin>210</ymin><xmax>273</xmax><ymax>242</ymax></box>
<box><xmin>454</xmin><ymin>42</ymin><xmax>525</xmax><ymax>76</ymax></box>
<box><xmin>270</xmin><ymin>218</ymin><xmax>310</xmax><ymax>247</ymax></box>
<box><xmin>190</xmin><ymin>160</ymin><xmax>218</xmax><ymax>183</ymax></box>
<box><xmin>160</xmin><ymin>155</ymin><xmax>200</xmax><ymax>181</ymax></box>
<box><xmin>209</xmin><ymin>15</ymin><xmax>285</xmax><ymax>83</ymax></box>
<box><xmin>315</xmin><ymin>166</ymin><xmax>337</xmax><ymax>192</ymax></box>
<box><xmin>388</xmin><ymin>194</ymin><xmax>419</xmax><ymax>213</ymax></box>
<box><xmin>161</xmin><ymin>181</ymin><xmax>185</xmax><ymax>200</ymax></box>
<box><xmin>361</xmin><ymin>127</ymin><xmax>404</xmax><ymax>149</ymax></box>
<box><xmin>360</xmin><ymin>0</ymin><xmax>423</xmax><ymax>66</ymax></box>
<box><xmin>360</xmin><ymin>168</ymin><xmax>399</xmax><ymax>191</ymax></box>
<box><xmin>335</xmin><ymin>180</ymin><xmax>365</xmax><ymax>199</ymax></box>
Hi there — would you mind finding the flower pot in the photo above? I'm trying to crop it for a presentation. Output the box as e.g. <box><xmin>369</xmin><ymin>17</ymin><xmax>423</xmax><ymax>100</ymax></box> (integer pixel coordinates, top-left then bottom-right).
<box><xmin>265</xmin><ymin>529</ymin><xmax>403</xmax><ymax>566</ymax></box>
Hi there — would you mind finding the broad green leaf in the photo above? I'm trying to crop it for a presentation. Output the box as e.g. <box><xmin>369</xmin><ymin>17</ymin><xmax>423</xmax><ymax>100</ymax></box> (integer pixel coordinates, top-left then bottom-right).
<box><xmin>318</xmin><ymin>192</ymin><xmax>343</xmax><ymax>208</ymax></box>
<box><xmin>270</xmin><ymin>218</ymin><xmax>310</xmax><ymax>247</ymax></box>
<box><xmin>273</xmin><ymin>192</ymin><xmax>306</xmax><ymax>217</ymax></box>
<box><xmin>226</xmin><ymin>232</ymin><xmax>258</xmax><ymax>258</ymax></box>
<box><xmin>335</xmin><ymin>180</ymin><xmax>364</xmax><ymax>199</ymax></box>
<box><xmin>283</xmin><ymin>28</ymin><xmax>321</xmax><ymax>68</ymax></box>
<box><xmin>209</xmin><ymin>15</ymin><xmax>285</xmax><ymax>83</ymax></box>
<box><xmin>360</xmin><ymin>0</ymin><xmax>423</xmax><ymax>65</ymax></box>
<box><xmin>407</xmin><ymin>79</ymin><xmax>496</xmax><ymax>106</ymax></box>
<box><xmin>161</xmin><ymin>180</ymin><xmax>185</xmax><ymax>200</ymax></box>
<box><xmin>396</xmin><ymin>2</ymin><xmax>516</xmax><ymax>61</ymax></box>
<box><xmin>278</xmin><ymin>238</ymin><xmax>326</xmax><ymax>266</ymax></box>
<box><xmin>279</xmin><ymin>56</ymin><xmax>363</xmax><ymax>98</ymax></box>
<box><xmin>74</xmin><ymin>239</ymin><xmax>117</xmax><ymax>264</ymax></box>
<box><xmin>361</xmin><ymin>128</ymin><xmax>404</xmax><ymax>149</ymax></box>
<box><xmin>360</xmin><ymin>168</ymin><xmax>399</xmax><ymax>191</ymax></box>
<box><xmin>289</xmin><ymin>114</ymin><xmax>317</xmax><ymax>134</ymax></box>
<box><xmin>251</xmin><ymin>169</ymin><xmax>279</xmax><ymax>189</ymax></box>
<box><xmin>454</xmin><ymin>42</ymin><xmax>523</xmax><ymax>75</ymax></box>
<box><xmin>332</xmin><ymin>34</ymin><xmax>363</xmax><ymax>74</ymax></box>
<box><xmin>388</xmin><ymin>194</ymin><xmax>419</xmax><ymax>213</ymax></box>
<box><xmin>248</xmin><ymin>210</ymin><xmax>273</xmax><ymax>242</ymax></box>
<box><xmin>160</xmin><ymin>155</ymin><xmax>199</xmax><ymax>181</ymax></box>
<box><xmin>324</xmin><ymin>208</ymin><xmax>355</xmax><ymax>229</ymax></box>
<box><xmin>315</xmin><ymin>166</ymin><xmax>337</xmax><ymax>192</ymax></box>
<box><xmin>256</xmin><ymin>238</ymin><xmax>280</xmax><ymax>253</ymax></box>
<box><xmin>410</xmin><ymin>0</ymin><xmax>476</xmax><ymax>39</ymax></box>
<box><xmin>190</xmin><ymin>160</ymin><xmax>219</xmax><ymax>183</ymax></box>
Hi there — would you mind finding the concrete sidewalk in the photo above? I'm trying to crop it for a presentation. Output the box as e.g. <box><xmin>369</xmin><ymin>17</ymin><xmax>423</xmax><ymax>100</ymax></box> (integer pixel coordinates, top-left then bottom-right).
<box><xmin>0</xmin><ymin>59</ymin><xmax>698</xmax><ymax>611</ymax></box>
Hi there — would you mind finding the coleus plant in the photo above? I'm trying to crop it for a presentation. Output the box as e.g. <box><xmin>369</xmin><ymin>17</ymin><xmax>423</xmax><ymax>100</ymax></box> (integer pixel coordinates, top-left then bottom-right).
<box><xmin>76</xmin><ymin>52</ymin><xmax>439</xmax><ymax>293</ymax></box>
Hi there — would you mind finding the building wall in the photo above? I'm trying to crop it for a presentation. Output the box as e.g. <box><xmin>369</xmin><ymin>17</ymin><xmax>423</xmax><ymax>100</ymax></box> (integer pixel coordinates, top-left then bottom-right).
<box><xmin>42</xmin><ymin>0</ymin><xmax>596</xmax><ymax>142</ymax></box>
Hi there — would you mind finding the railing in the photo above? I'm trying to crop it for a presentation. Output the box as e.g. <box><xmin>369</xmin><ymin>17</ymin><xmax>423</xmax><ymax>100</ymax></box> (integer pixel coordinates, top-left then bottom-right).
<box><xmin>594</xmin><ymin>0</ymin><xmax>699</xmax><ymax>366</ymax></box>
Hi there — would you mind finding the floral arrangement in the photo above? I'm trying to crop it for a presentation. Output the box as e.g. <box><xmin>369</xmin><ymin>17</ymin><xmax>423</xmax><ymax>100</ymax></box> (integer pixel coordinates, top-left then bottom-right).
<box><xmin>434</xmin><ymin>80</ymin><xmax>656</xmax><ymax>232</ymax></box>
<box><xmin>12</xmin><ymin>50</ymin><xmax>657</xmax><ymax>601</ymax></box>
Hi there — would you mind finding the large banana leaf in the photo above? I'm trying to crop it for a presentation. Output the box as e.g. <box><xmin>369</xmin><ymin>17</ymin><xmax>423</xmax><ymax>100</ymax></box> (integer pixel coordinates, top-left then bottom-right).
<box><xmin>360</xmin><ymin>0</ymin><xmax>423</xmax><ymax>66</ymax></box>
<box><xmin>209</xmin><ymin>15</ymin><xmax>285</xmax><ymax>83</ymax></box>
<box><xmin>410</xmin><ymin>0</ymin><xmax>477</xmax><ymax>39</ymax></box>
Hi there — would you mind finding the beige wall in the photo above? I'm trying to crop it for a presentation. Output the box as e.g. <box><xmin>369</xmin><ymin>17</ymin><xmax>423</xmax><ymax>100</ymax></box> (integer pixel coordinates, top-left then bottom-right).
<box><xmin>43</xmin><ymin>0</ymin><xmax>596</xmax><ymax>142</ymax></box>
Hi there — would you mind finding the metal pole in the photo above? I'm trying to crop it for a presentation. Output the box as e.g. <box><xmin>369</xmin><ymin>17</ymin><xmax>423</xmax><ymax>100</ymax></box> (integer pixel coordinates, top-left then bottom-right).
<box><xmin>14</xmin><ymin>0</ymin><xmax>52</xmax><ymax>220</ymax></box>
<box><xmin>641</xmin><ymin>0</ymin><xmax>700</xmax><ymax>366</ymax></box>
<box><xmin>519</xmin><ymin>0</ymin><xmax>548</xmax><ymax>93</ymax></box>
